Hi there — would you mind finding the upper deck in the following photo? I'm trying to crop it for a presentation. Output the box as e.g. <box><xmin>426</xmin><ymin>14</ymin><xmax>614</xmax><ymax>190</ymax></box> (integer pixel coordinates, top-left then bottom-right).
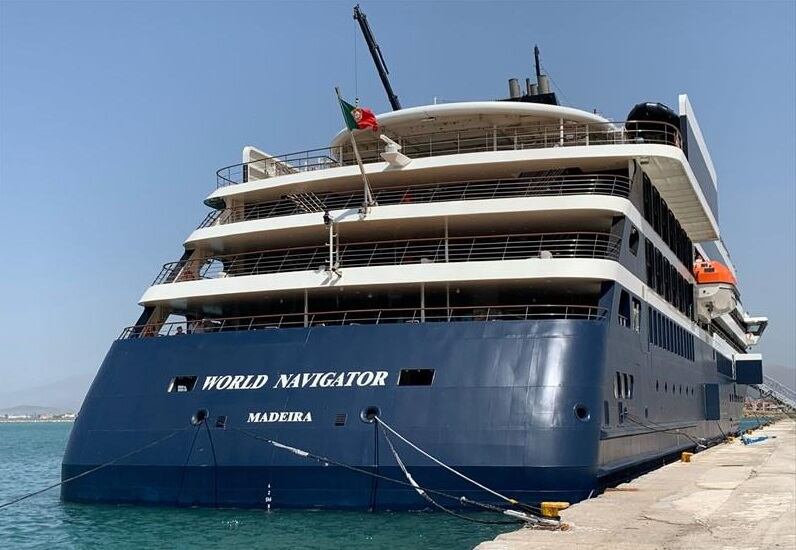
<box><xmin>205</xmin><ymin>101</ymin><xmax>718</xmax><ymax>241</ymax></box>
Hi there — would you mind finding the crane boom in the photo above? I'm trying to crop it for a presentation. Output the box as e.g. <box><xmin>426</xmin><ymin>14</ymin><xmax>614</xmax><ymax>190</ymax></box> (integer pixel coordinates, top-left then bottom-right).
<box><xmin>353</xmin><ymin>4</ymin><xmax>401</xmax><ymax>111</ymax></box>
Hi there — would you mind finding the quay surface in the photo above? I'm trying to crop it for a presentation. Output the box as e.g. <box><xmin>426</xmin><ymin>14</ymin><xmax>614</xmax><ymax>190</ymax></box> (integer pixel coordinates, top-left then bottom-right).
<box><xmin>476</xmin><ymin>420</ymin><xmax>796</xmax><ymax>549</ymax></box>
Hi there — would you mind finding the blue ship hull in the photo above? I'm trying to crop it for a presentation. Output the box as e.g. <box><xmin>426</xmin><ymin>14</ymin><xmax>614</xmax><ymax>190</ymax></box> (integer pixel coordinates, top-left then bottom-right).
<box><xmin>62</xmin><ymin>318</ymin><xmax>742</xmax><ymax>509</ymax></box>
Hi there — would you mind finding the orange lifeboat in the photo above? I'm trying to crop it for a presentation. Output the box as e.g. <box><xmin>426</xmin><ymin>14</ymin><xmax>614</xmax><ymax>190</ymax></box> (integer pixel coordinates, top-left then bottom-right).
<box><xmin>693</xmin><ymin>259</ymin><xmax>738</xmax><ymax>320</ymax></box>
<box><xmin>693</xmin><ymin>259</ymin><xmax>737</xmax><ymax>286</ymax></box>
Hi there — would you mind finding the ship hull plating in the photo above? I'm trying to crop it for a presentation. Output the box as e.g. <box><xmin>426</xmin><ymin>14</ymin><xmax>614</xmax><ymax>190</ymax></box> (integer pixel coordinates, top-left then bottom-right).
<box><xmin>62</xmin><ymin>319</ymin><xmax>741</xmax><ymax>509</ymax></box>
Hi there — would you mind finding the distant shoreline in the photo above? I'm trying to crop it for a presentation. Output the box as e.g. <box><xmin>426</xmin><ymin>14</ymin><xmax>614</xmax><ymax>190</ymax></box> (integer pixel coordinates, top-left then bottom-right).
<box><xmin>0</xmin><ymin>419</ymin><xmax>75</xmax><ymax>424</ymax></box>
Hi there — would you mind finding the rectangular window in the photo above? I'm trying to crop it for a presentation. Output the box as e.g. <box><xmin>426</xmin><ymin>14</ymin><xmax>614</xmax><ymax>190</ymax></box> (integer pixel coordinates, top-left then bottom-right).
<box><xmin>666</xmin><ymin>319</ymin><xmax>672</xmax><ymax>351</ymax></box>
<box><xmin>632</xmin><ymin>298</ymin><xmax>641</xmax><ymax>333</ymax></box>
<box><xmin>657</xmin><ymin>312</ymin><xmax>664</xmax><ymax>346</ymax></box>
<box><xmin>168</xmin><ymin>376</ymin><xmax>197</xmax><ymax>393</ymax></box>
<box><xmin>629</xmin><ymin>226</ymin><xmax>640</xmax><ymax>256</ymax></box>
<box><xmin>618</xmin><ymin>291</ymin><xmax>630</xmax><ymax>328</ymax></box>
<box><xmin>398</xmin><ymin>369</ymin><xmax>435</xmax><ymax>386</ymax></box>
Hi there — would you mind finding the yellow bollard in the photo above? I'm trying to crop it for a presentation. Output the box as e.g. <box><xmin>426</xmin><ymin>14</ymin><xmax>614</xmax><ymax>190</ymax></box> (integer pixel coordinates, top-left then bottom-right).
<box><xmin>681</xmin><ymin>451</ymin><xmax>694</xmax><ymax>463</ymax></box>
<box><xmin>540</xmin><ymin>501</ymin><xmax>570</xmax><ymax>518</ymax></box>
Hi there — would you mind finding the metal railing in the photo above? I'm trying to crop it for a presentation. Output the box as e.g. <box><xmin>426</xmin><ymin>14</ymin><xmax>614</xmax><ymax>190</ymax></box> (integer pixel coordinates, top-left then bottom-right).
<box><xmin>199</xmin><ymin>174</ymin><xmax>631</xmax><ymax>229</ymax></box>
<box><xmin>216</xmin><ymin>120</ymin><xmax>681</xmax><ymax>186</ymax></box>
<box><xmin>756</xmin><ymin>376</ymin><xmax>796</xmax><ymax>412</ymax></box>
<box><xmin>153</xmin><ymin>232</ymin><xmax>622</xmax><ymax>285</ymax></box>
<box><xmin>119</xmin><ymin>304</ymin><xmax>608</xmax><ymax>339</ymax></box>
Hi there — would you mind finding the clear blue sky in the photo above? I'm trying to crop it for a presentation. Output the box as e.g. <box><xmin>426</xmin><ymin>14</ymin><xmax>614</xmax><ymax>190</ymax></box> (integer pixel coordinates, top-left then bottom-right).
<box><xmin>1</xmin><ymin>1</ymin><xmax>794</xmax><ymax>393</ymax></box>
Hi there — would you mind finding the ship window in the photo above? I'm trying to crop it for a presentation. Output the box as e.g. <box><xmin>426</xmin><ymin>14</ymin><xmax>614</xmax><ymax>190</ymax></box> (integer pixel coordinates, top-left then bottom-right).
<box><xmin>614</xmin><ymin>372</ymin><xmax>621</xmax><ymax>399</ymax></box>
<box><xmin>168</xmin><ymin>376</ymin><xmax>197</xmax><ymax>393</ymax></box>
<box><xmin>618</xmin><ymin>291</ymin><xmax>630</xmax><ymax>328</ymax></box>
<box><xmin>631</xmin><ymin>298</ymin><xmax>641</xmax><ymax>332</ymax></box>
<box><xmin>603</xmin><ymin>401</ymin><xmax>610</xmax><ymax>426</ymax></box>
<box><xmin>398</xmin><ymin>369</ymin><xmax>435</xmax><ymax>386</ymax></box>
<box><xmin>628</xmin><ymin>375</ymin><xmax>635</xmax><ymax>399</ymax></box>
<box><xmin>628</xmin><ymin>225</ymin><xmax>640</xmax><ymax>256</ymax></box>
<box><xmin>334</xmin><ymin>413</ymin><xmax>347</xmax><ymax>426</ymax></box>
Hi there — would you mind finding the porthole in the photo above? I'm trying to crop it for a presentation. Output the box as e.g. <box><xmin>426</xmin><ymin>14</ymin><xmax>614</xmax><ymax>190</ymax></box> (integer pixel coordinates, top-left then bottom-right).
<box><xmin>574</xmin><ymin>404</ymin><xmax>591</xmax><ymax>422</ymax></box>
<box><xmin>191</xmin><ymin>408</ymin><xmax>208</xmax><ymax>425</ymax></box>
<box><xmin>360</xmin><ymin>406</ymin><xmax>381</xmax><ymax>423</ymax></box>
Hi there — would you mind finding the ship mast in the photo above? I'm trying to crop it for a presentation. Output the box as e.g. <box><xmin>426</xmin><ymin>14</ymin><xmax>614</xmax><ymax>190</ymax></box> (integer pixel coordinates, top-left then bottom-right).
<box><xmin>353</xmin><ymin>4</ymin><xmax>401</xmax><ymax>111</ymax></box>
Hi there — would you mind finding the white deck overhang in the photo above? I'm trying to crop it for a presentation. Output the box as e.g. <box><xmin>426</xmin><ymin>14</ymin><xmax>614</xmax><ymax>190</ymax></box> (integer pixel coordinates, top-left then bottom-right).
<box><xmin>205</xmin><ymin>144</ymin><xmax>719</xmax><ymax>241</ymax></box>
<box><xmin>139</xmin><ymin>258</ymin><xmax>691</xmax><ymax>330</ymax></box>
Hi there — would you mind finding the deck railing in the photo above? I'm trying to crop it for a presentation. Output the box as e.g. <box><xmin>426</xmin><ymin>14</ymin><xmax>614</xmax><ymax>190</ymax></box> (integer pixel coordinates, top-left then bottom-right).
<box><xmin>119</xmin><ymin>304</ymin><xmax>608</xmax><ymax>339</ymax></box>
<box><xmin>153</xmin><ymin>232</ymin><xmax>622</xmax><ymax>285</ymax></box>
<box><xmin>199</xmin><ymin>174</ymin><xmax>632</xmax><ymax>229</ymax></box>
<box><xmin>215</xmin><ymin>120</ymin><xmax>681</xmax><ymax>187</ymax></box>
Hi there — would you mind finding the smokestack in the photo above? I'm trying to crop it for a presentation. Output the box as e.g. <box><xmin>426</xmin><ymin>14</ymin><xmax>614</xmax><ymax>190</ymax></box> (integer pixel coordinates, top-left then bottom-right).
<box><xmin>508</xmin><ymin>78</ymin><xmax>521</xmax><ymax>99</ymax></box>
<box><xmin>525</xmin><ymin>78</ymin><xmax>532</xmax><ymax>95</ymax></box>
<box><xmin>538</xmin><ymin>74</ymin><xmax>550</xmax><ymax>94</ymax></box>
<box><xmin>529</xmin><ymin>83</ymin><xmax>539</xmax><ymax>96</ymax></box>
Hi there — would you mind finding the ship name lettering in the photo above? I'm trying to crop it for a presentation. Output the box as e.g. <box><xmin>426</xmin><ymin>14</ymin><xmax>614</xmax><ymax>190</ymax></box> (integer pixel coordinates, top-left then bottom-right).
<box><xmin>202</xmin><ymin>374</ymin><xmax>269</xmax><ymax>391</ymax></box>
<box><xmin>247</xmin><ymin>411</ymin><xmax>313</xmax><ymax>423</ymax></box>
<box><xmin>273</xmin><ymin>370</ymin><xmax>388</xmax><ymax>389</ymax></box>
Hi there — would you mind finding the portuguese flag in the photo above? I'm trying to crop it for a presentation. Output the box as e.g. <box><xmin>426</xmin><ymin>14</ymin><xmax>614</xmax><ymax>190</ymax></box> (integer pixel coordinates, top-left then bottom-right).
<box><xmin>339</xmin><ymin>97</ymin><xmax>378</xmax><ymax>132</ymax></box>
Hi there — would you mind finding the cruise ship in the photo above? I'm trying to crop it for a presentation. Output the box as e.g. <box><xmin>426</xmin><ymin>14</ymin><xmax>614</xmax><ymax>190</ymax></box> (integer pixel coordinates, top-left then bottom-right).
<box><xmin>62</xmin><ymin>50</ymin><xmax>768</xmax><ymax>511</ymax></box>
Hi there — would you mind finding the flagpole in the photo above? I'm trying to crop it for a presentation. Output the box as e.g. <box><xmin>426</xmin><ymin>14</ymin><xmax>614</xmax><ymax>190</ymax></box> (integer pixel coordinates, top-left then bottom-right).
<box><xmin>335</xmin><ymin>87</ymin><xmax>375</xmax><ymax>214</ymax></box>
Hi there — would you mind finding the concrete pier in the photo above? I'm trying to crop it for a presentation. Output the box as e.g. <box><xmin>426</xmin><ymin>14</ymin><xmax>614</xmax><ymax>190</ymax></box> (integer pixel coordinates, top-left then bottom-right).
<box><xmin>476</xmin><ymin>420</ymin><xmax>795</xmax><ymax>549</ymax></box>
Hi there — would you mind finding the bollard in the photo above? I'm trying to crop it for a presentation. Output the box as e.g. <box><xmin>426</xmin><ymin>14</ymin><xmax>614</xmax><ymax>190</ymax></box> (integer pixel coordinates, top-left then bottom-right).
<box><xmin>681</xmin><ymin>452</ymin><xmax>694</xmax><ymax>463</ymax></box>
<box><xmin>540</xmin><ymin>501</ymin><xmax>570</xmax><ymax>518</ymax></box>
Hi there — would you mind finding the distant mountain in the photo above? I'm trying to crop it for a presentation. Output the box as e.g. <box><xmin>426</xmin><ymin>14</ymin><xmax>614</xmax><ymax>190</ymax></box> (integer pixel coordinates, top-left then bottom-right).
<box><xmin>0</xmin><ymin>372</ymin><xmax>94</xmax><ymax>413</ymax></box>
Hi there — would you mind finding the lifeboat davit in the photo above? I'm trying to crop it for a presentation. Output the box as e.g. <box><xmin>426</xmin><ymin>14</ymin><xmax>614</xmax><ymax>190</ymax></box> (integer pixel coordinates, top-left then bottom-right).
<box><xmin>694</xmin><ymin>259</ymin><xmax>737</xmax><ymax>320</ymax></box>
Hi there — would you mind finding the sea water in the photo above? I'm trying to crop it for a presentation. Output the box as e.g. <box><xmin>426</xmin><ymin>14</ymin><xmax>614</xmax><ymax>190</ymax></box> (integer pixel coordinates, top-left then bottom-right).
<box><xmin>0</xmin><ymin>423</ymin><xmax>512</xmax><ymax>549</ymax></box>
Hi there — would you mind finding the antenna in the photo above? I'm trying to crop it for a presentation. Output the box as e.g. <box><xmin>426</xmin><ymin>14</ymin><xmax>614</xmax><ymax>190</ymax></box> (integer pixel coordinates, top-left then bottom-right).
<box><xmin>353</xmin><ymin>4</ymin><xmax>401</xmax><ymax>111</ymax></box>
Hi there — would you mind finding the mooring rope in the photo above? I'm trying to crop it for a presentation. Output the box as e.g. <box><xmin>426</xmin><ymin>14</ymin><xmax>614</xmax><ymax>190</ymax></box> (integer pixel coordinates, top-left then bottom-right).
<box><xmin>229</xmin><ymin>425</ymin><xmax>546</xmax><ymax>523</ymax></box>
<box><xmin>378</xmin><ymin>425</ymin><xmax>523</xmax><ymax>525</ymax></box>
<box><xmin>373</xmin><ymin>416</ymin><xmax>557</xmax><ymax>522</ymax></box>
<box><xmin>373</xmin><ymin>417</ymin><xmax>520</xmax><ymax>507</ymax></box>
<box><xmin>0</xmin><ymin>426</ymin><xmax>191</xmax><ymax>510</ymax></box>
<box><xmin>624</xmin><ymin>414</ymin><xmax>707</xmax><ymax>449</ymax></box>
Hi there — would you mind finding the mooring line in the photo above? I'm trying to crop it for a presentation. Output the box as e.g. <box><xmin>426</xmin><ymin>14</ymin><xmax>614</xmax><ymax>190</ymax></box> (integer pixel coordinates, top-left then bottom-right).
<box><xmin>228</xmin><ymin>425</ymin><xmax>534</xmax><ymax>522</ymax></box>
<box><xmin>624</xmin><ymin>414</ymin><xmax>707</xmax><ymax>449</ymax></box>
<box><xmin>378</xmin><ymin>424</ymin><xmax>524</xmax><ymax>525</ymax></box>
<box><xmin>0</xmin><ymin>426</ymin><xmax>192</xmax><ymax>510</ymax></box>
<box><xmin>373</xmin><ymin>417</ymin><xmax>520</xmax><ymax>507</ymax></box>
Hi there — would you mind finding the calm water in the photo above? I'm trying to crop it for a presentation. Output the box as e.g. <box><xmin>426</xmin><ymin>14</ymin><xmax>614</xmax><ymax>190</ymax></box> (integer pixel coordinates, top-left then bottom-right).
<box><xmin>0</xmin><ymin>423</ymin><xmax>512</xmax><ymax>549</ymax></box>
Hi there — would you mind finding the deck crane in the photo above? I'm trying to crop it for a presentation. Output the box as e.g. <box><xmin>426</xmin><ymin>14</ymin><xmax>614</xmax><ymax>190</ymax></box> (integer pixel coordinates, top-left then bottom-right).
<box><xmin>353</xmin><ymin>4</ymin><xmax>401</xmax><ymax>111</ymax></box>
